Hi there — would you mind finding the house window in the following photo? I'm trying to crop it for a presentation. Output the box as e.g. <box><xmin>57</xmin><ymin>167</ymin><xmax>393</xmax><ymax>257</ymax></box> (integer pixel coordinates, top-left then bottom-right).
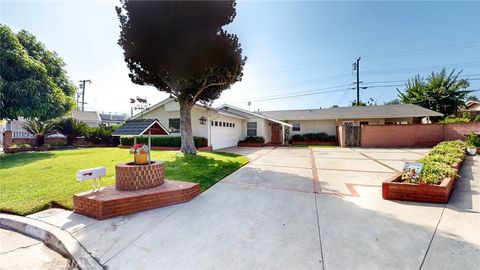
<box><xmin>292</xmin><ymin>123</ymin><xmax>301</xmax><ymax>132</ymax></box>
<box><xmin>223</xmin><ymin>122</ymin><xmax>226</xmax><ymax>127</ymax></box>
<box><xmin>233</xmin><ymin>123</ymin><xmax>235</xmax><ymax>128</ymax></box>
<box><xmin>211</xmin><ymin>121</ymin><xmax>214</xmax><ymax>126</ymax></box>
<box><xmin>168</xmin><ymin>118</ymin><xmax>180</xmax><ymax>133</ymax></box>
<box><xmin>215</xmin><ymin>121</ymin><xmax>218</xmax><ymax>126</ymax></box>
<box><xmin>247</xmin><ymin>122</ymin><xmax>257</xmax><ymax>136</ymax></box>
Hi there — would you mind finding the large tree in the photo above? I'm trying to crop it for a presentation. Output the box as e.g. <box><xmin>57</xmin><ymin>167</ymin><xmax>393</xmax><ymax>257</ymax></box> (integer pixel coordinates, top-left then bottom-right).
<box><xmin>0</xmin><ymin>24</ymin><xmax>76</xmax><ymax>120</ymax></box>
<box><xmin>116</xmin><ymin>1</ymin><xmax>246</xmax><ymax>154</ymax></box>
<box><xmin>398</xmin><ymin>69</ymin><xmax>472</xmax><ymax>116</ymax></box>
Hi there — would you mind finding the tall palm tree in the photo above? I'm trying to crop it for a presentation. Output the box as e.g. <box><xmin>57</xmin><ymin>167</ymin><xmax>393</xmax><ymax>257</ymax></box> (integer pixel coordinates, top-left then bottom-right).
<box><xmin>55</xmin><ymin>117</ymin><xmax>88</xmax><ymax>145</ymax></box>
<box><xmin>22</xmin><ymin>119</ymin><xmax>57</xmax><ymax>146</ymax></box>
<box><xmin>398</xmin><ymin>69</ymin><xmax>472</xmax><ymax>116</ymax></box>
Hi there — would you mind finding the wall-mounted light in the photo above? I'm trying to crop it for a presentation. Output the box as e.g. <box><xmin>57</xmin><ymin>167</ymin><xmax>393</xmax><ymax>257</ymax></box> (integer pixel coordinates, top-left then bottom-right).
<box><xmin>199</xmin><ymin>116</ymin><xmax>207</xmax><ymax>125</ymax></box>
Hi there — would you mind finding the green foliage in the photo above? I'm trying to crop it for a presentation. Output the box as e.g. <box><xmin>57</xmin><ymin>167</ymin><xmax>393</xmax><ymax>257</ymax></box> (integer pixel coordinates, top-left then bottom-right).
<box><xmin>11</xmin><ymin>143</ymin><xmax>32</xmax><ymax>149</ymax></box>
<box><xmin>120</xmin><ymin>136</ymin><xmax>208</xmax><ymax>148</ymax></box>
<box><xmin>0</xmin><ymin>148</ymin><xmax>248</xmax><ymax>215</ymax></box>
<box><xmin>350</xmin><ymin>98</ymin><xmax>376</xmax><ymax>107</ymax></box>
<box><xmin>86</xmin><ymin>125</ymin><xmax>120</xmax><ymax>145</ymax></box>
<box><xmin>240</xmin><ymin>136</ymin><xmax>265</xmax><ymax>144</ymax></box>
<box><xmin>21</xmin><ymin>119</ymin><xmax>57</xmax><ymax>146</ymax></box>
<box><xmin>475</xmin><ymin>115</ymin><xmax>480</xmax><ymax>122</ymax></box>
<box><xmin>0</xmin><ymin>24</ymin><xmax>75</xmax><ymax>120</ymax></box>
<box><xmin>116</xmin><ymin>2</ymin><xmax>246</xmax><ymax>153</ymax></box>
<box><xmin>398</xmin><ymin>68</ymin><xmax>472</xmax><ymax>116</ymax></box>
<box><xmin>45</xmin><ymin>141</ymin><xmax>67</xmax><ymax>147</ymax></box>
<box><xmin>55</xmin><ymin>117</ymin><xmax>88</xmax><ymax>145</ymax></box>
<box><xmin>291</xmin><ymin>133</ymin><xmax>336</xmax><ymax>142</ymax></box>
<box><xmin>417</xmin><ymin>140</ymin><xmax>465</xmax><ymax>184</ymax></box>
<box><xmin>465</xmin><ymin>131</ymin><xmax>480</xmax><ymax>147</ymax></box>
<box><xmin>384</xmin><ymin>99</ymin><xmax>401</xmax><ymax>105</ymax></box>
<box><xmin>439</xmin><ymin>117</ymin><xmax>470</xmax><ymax>124</ymax></box>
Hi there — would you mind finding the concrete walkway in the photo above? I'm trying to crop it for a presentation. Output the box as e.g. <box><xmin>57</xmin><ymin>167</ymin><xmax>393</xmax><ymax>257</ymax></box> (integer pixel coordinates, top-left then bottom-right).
<box><xmin>0</xmin><ymin>228</ymin><xmax>70</xmax><ymax>269</ymax></box>
<box><xmin>24</xmin><ymin>147</ymin><xmax>479</xmax><ymax>269</ymax></box>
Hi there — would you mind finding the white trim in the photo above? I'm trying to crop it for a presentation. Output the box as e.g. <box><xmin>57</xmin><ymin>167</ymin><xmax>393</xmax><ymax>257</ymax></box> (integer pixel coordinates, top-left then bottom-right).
<box><xmin>217</xmin><ymin>104</ymin><xmax>293</xmax><ymax>127</ymax></box>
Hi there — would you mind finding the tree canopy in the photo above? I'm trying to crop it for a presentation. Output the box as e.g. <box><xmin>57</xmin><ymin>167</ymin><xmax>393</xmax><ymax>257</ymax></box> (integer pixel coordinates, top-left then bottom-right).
<box><xmin>0</xmin><ymin>24</ymin><xmax>76</xmax><ymax>120</ymax></box>
<box><xmin>116</xmin><ymin>1</ymin><xmax>246</xmax><ymax>153</ymax></box>
<box><xmin>397</xmin><ymin>69</ymin><xmax>472</xmax><ymax>116</ymax></box>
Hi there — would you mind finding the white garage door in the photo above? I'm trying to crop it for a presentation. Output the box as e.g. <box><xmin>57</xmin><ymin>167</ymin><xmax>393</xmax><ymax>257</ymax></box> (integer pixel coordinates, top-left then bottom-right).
<box><xmin>210</xmin><ymin>120</ymin><xmax>241</xmax><ymax>150</ymax></box>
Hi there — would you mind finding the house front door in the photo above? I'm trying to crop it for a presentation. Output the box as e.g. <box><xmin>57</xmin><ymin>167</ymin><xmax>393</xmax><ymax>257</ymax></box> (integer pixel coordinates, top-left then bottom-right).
<box><xmin>271</xmin><ymin>123</ymin><xmax>280</xmax><ymax>142</ymax></box>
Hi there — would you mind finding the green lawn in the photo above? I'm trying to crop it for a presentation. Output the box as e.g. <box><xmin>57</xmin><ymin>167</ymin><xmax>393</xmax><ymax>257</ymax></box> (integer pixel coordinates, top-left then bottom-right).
<box><xmin>0</xmin><ymin>148</ymin><xmax>248</xmax><ymax>215</ymax></box>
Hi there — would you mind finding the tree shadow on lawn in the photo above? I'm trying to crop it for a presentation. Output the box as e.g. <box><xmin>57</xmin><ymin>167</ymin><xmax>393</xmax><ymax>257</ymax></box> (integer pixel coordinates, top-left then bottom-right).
<box><xmin>0</xmin><ymin>151</ymin><xmax>55</xmax><ymax>170</ymax></box>
<box><xmin>163</xmin><ymin>153</ymin><xmax>248</xmax><ymax>191</ymax></box>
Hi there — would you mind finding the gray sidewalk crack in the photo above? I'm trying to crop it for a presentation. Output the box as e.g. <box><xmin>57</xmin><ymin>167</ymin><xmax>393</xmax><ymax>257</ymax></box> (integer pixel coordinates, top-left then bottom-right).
<box><xmin>0</xmin><ymin>242</ymin><xmax>42</xmax><ymax>255</ymax></box>
<box><xmin>418</xmin><ymin>204</ymin><xmax>447</xmax><ymax>270</ymax></box>
<box><xmin>314</xmin><ymin>194</ymin><xmax>326</xmax><ymax>270</ymax></box>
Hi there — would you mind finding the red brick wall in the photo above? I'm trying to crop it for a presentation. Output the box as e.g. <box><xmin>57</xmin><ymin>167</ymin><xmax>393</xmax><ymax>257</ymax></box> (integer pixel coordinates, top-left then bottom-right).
<box><xmin>361</xmin><ymin>122</ymin><xmax>480</xmax><ymax>147</ymax></box>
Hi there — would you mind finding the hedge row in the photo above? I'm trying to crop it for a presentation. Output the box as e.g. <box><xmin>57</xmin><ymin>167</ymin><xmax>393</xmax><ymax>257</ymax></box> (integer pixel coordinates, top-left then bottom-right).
<box><xmin>239</xmin><ymin>136</ymin><xmax>265</xmax><ymax>144</ymax></box>
<box><xmin>291</xmin><ymin>133</ymin><xmax>336</xmax><ymax>142</ymax></box>
<box><xmin>120</xmin><ymin>136</ymin><xmax>208</xmax><ymax>147</ymax></box>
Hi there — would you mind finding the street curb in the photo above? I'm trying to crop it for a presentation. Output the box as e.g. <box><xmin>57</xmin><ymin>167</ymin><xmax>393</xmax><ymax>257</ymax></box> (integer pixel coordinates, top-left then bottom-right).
<box><xmin>0</xmin><ymin>214</ymin><xmax>103</xmax><ymax>270</ymax></box>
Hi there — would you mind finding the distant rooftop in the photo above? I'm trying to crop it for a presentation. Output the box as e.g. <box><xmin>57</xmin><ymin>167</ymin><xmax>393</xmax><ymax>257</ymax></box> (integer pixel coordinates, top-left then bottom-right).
<box><xmin>72</xmin><ymin>110</ymin><xmax>101</xmax><ymax>122</ymax></box>
<box><xmin>99</xmin><ymin>113</ymin><xmax>127</xmax><ymax>122</ymax></box>
<box><xmin>259</xmin><ymin>104</ymin><xmax>443</xmax><ymax>121</ymax></box>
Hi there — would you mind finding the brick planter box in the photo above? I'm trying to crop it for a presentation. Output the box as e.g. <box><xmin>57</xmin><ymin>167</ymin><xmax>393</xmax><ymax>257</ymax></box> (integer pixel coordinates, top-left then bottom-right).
<box><xmin>382</xmin><ymin>159</ymin><xmax>464</xmax><ymax>204</ymax></box>
<box><xmin>291</xmin><ymin>141</ymin><xmax>337</xmax><ymax>146</ymax></box>
<box><xmin>115</xmin><ymin>161</ymin><xmax>165</xmax><ymax>191</ymax></box>
<box><xmin>237</xmin><ymin>142</ymin><xmax>264</xmax><ymax>147</ymax></box>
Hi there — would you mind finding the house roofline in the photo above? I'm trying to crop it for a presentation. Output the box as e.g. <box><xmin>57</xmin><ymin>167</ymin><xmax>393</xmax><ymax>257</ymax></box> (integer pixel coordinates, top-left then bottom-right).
<box><xmin>217</xmin><ymin>104</ymin><xmax>293</xmax><ymax>127</ymax></box>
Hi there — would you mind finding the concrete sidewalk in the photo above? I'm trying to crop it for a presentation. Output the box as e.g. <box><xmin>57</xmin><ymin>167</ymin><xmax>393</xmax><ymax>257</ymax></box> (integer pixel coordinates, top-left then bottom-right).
<box><xmin>22</xmin><ymin>148</ymin><xmax>479</xmax><ymax>269</ymax></box>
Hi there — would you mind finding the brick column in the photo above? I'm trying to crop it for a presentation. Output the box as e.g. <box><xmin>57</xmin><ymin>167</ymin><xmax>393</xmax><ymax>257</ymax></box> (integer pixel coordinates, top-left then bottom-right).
<box><xmin>3</xmin><ymin>131</ymin><xmax>12</xmax><ymax>148</ymax></box>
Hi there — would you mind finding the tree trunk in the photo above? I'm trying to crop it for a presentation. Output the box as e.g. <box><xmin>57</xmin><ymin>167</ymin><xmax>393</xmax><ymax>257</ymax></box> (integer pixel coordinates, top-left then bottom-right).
<box><xmin>36</xmin><ymin>135</ymin><xmax>45</xmax><ymax>147</ymax></box>
<box><xmin>179</xmin><ymin>100</ymin><xmax>198</xmax><ymax>154</ymax></box>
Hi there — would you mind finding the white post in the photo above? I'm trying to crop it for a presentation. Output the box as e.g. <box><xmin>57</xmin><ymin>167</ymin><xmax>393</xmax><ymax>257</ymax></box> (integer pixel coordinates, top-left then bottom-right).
<box><xmin>282</xmin><ymin>125</ymin><xmax>285</xmax><ymax>145</ymax></box>
<box><xmin>134</xmin><ymin>137</ymin><xmax>137</xmax><ymax>145</ymax></box>
<box><xmin>148</xmin><ymin>131</ymin><xmax>151</xmax><ymax>164</ymax></box>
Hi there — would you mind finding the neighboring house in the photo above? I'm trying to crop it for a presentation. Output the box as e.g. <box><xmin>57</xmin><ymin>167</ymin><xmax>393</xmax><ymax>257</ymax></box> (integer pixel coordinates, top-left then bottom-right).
<box><xmin>130</xmin><ymin>98</ymin><xmax>442</xmax><ymax>150</ymax></box>
<box><xmin>99</xmin><ymin>113</ymin><xmax>128</xmax><ymax>126</ymax></box>
<box><xmin>259</xmin><ymin>104</ymin><xmax>443</xmax><ymax>137</ymax></box>
<box><xmin>460</xmin><ymin>100</ymin><xmax>480</xmax><ymax>117</ymax></box>
<box><xmin>72</xmin><ymin>110</ymin><xmax>102</xmax><ymax>127</ymax></box>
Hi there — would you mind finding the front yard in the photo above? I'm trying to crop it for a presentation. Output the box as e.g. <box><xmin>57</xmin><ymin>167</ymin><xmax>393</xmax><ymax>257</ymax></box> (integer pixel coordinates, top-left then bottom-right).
<box><xmin>0</xmin><ymin>148</ymin><xmax>248</xmax><ymax>215</ymax></box>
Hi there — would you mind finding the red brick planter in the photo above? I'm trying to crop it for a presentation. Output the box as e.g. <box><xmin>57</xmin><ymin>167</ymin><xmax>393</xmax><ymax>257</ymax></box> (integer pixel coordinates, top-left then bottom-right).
<box><xmin>291</xmin><ymin>141</ymin><xmax>337</xmax><ymax>146</ymax></box>
<box><xmin>115</xmin><ymin>161</ymin><xmax>165</xmax><ymax>191</ymax></box>
<box><xmin>73</xmin><ymin>180</ymin><xmax>200</xmax><ymax>220</ymax></box>
<box><xmin>237</xmin><ymin>142</ymin><xmax>264</xmax><ymax>147</ymax></box>
<box><xmin>382</xmin><ymin>159</ymin><xmax>463</xmax><ymax>204</ymax></box>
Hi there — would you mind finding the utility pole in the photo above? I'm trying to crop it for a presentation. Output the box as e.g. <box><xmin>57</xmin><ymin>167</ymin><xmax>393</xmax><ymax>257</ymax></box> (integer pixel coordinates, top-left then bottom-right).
<box><xmin>355</xmin><ymin>57</ymin><xmax>361</xmax><ymax>106</ymax></box>
<box><xmin>78</xmin><ymin>79</ymin><xmax>91</xmax><ymax>111</ymax></box>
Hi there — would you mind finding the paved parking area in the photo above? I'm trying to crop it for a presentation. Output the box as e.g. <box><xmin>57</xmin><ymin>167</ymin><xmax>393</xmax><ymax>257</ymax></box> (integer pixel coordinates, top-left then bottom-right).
<box><xmin>23</xmin><ymin>147</ymin><xmax>479</xmax><ymax>269</ymax></box>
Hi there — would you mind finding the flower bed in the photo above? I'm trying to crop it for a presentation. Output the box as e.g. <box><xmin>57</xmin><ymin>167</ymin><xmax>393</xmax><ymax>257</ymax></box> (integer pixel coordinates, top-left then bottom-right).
<box><xmin>382</xmin><ymin>140</ymin><xmax>466</xmax><ymax>203</ymax></box>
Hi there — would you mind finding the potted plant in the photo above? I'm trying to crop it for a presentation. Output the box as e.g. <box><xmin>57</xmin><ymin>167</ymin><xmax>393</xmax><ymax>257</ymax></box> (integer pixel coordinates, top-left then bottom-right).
<box><xmin>129</xmin><ymin>144</ymin><xmax>149</xmax><ymax>164</ymax></box>
<box><xmin>465</xmin><ymin>131</ymin><xmax>479</xmax><ymax>156</ymax></box>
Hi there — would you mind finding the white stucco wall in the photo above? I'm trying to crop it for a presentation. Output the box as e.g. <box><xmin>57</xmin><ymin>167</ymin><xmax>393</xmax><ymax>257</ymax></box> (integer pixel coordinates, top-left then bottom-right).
<box><xmin>241</xmin><ymin>118</ymin><xmax>272</xmax><ymax>142</ymax></box>
<box><xmin>287</xmin><ymin>120</ymin><xmax>337</xmax><ymax>137</ymax></box>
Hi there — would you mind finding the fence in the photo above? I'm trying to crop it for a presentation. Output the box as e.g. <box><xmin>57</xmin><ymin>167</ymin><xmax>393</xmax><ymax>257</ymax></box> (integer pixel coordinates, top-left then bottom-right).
<box><xmin>360</xmin><ymin>122</ymin><xmax>480</xmax><ymax>147</ymax></box>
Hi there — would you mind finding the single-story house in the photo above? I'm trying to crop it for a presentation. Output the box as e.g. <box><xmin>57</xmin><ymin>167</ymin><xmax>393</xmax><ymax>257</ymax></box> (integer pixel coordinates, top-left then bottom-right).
<box><xmin>99</xmin><ymin>113</ymin><xmax>128</xmax><ymax>126</ymax></box>
<box><xmin>72</xmin><ymin>110</ymin><xmax>102</xmax><ymax>127</ymax></box>
<box><xmin>129</xmin><ymin>97</ymin><xmax>443</xmax><ymax>150</ymax></box>
<box><xmin>460</xmin><ymin>100</ymin><xmax>480</xmax><ymax>117</ymax></box>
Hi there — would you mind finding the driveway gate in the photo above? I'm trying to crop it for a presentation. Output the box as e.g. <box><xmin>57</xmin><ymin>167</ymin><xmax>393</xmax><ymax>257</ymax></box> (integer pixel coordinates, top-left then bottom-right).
<box><xmin>343</xmin><ymin>124</ymin><xmax>361</xmax><ymax>147</ymax></box>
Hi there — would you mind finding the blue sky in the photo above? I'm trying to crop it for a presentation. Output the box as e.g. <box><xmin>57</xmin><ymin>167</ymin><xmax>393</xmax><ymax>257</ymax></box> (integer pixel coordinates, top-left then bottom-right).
<box><xmin>2</xmin><ymin>0</ymin><xmax>479</xmax><ymax>114</ymax></box>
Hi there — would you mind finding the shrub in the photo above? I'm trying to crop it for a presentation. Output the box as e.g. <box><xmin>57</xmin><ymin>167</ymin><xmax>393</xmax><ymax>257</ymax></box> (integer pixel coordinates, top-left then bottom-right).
<box><xmin>86</xmin><ymin>126</ymin><xmax>120</xmax><ymax>145</ymax></box>
<box><xmin>21</xmin><ymin>119</ymin><xmax>57</xmax><ymax>147</ymax></box>
<box><xmin>55</xmin><ymin>117</ymin><xmax>88</xmax><ymax>145</ymax></box>
<box><xmin>46</xmin><ymin>141</ymin><xmax>67</xmax><ymax>147</ymax></box>
<box><xmin>11</xmin><ymin>143</ymin><xmax>32</xmax><ymax>149</ymax></box>
<box><xmin>416</xmin><ymin>140</ymin><xmax>465</xmax><ymax>185</ymax></box>
<box><xmin>465</xmin><ymin>131</ymin><xmax>480</xmax><ymax>147</ymax></box>
<box><xmin>475</xmin><ymin>115</ymin><xmax>480</xmax><ymax>122</ymax></box>
<box><xmin>120</xmin><ymin>136</ymin><xmax>208</xmax><ymax>148</ymax></box>
<box><xmin>439</xmin><ymin>117</ymin><xmax>470</xmax><ymax>124</ymax></box>
<box><xmin>291</xmin><ymin>133</ymin><xmax>335</xmax><ymax>142</ymax></box>
<box><xmin>240</xmin><ymin>136</ymin><xmax>265</xmax><ymax>144</ymax></box>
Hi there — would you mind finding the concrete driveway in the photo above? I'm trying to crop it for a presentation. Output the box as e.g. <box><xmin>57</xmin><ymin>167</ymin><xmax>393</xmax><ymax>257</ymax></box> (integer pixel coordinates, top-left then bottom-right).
<box><xmin>25</xmin><ymin>147</ymin><xmax>479</xmax><ymax>269</ymax></box>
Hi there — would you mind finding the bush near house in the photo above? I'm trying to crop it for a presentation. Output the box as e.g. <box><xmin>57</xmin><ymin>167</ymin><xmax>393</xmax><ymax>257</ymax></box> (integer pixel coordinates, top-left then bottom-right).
<box><xmin>239</xmin><ymin>136</ymin><xmax>265</xmax><ymax>144</ymax></box>
<box><xmin>291</xmin><ymin>133</ymin><xmax>336</xmax><ymax>142</ymax></box>
<box><xmin>465</xmin><ymin>131</ymin><xmax>480</xmax><ymax>147</ymax></box>
<box><xmin>120</xmin><ymin>136</ymin><xmax>208</xmax><ymax>148</ymax></box>
<box><xmin>86</xmin><ymin>125</ymin><xmax>120</xmax><ymax>145</ymax></box>
<box><xmin>415</xmin><ymin>140</ymin><xmax>466</xmax><ymax>185</ymax></box>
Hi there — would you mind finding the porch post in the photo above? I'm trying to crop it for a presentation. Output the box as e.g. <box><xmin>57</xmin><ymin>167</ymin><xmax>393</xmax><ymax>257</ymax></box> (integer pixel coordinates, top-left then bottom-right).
<box><xmin>148</xmin><ymin>131</ymin><xmax>151</xmax><ymax>163</ymax></box>
<box><xmin>281</xmin><ymin>125</ymin><xmax>285</xmax><ymax>145</ymax></box>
